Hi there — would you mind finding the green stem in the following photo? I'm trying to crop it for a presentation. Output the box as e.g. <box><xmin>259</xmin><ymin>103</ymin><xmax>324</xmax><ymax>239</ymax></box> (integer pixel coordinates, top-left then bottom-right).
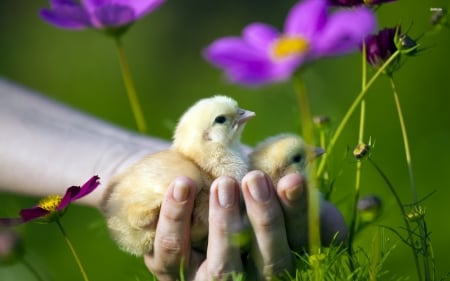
<box><xmin>347</xmin><ymin>43</ymin><xmax>367</xmax><ymax>271</ymax></box>
<box><xmin>367</xmin><ymin>158</ymin><xmax>422</xmax><ymax>281</ymax></box>
<box><xmin>293</xmin><ymin>76</ymin><xmax>321</xmax><ymax>257</ymax></box>
<box><xmin>316</xmin><ymin>50</ymin><xmax>401</xmax><ymax>178</ymax></box>
<box><xmin>389</xmin><ymin>76</ymin><xmax>431</xmax><ymax>281</ymax></box>
<box><xmin>56</xmin><ymin>220</ymin><xmax>90</xmax><ymax>281</ymax></box>
<box><xmin>389</xmin><ymin>77</ymin><xmax>417</xmax><ymax>202</ymax></box>
<box><xmin>114</xmin><ymin>37</ymin><xmax>148</xmax><ymax>134</ymax></box>
<box><xmin>22</xmin><ymin>258</ymin><xmax>46</xmax><ymax>281</ymax></box>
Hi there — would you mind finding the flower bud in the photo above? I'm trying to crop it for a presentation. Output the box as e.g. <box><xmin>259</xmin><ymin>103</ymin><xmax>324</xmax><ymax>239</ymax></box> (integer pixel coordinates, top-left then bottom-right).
<box><xmin>357</xmin><ymin>195</ymin><xmax>382</xmax><ymax>223</ymax></box>
<box><xmin>406</xmin><ymin>205</ymin><xmax>426</xmax><ymax>222</ymax></box>
<box><xmin>313</xmin><ymin>115</ymin><xmax>331</xmax><ymax>128</ymax></box>
<box><xmin>395</xmin><ymin>33</ymin><xmax>419</xmax><ymax>55</ymax></box>
<box><xmin>364</xmin><ymin>27</ymin><xmax>400</xmax><ymax>73</ymax></box>
<box><xmin>353</xmin><ymin>143</ymin><xmax>370</xmax><ymax>160</ymax></box>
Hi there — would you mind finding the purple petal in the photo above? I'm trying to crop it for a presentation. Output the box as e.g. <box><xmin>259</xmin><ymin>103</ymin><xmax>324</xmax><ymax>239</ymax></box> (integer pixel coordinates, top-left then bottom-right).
<box><xmin>125</xmin><ymin>0</ymin><xmax>165</xmax><ymax>18</ymax></box>
<box><xmin>92</xmin><ymin>4</ymin><xmax>135</xmax><ymax>28</ymax></box>
<box><xmin>82</xmin><ymin>0</ymin><xmax>108</xmax><ymax>10</ymax></box>
<box><xmin>19</xmin><ymin>207</ymin><xmax>49</xmax><ymax>223</ymax></box>
<box><xmin>82</xmin><ymin>0</ymin><xmax>164</xmax><ymax>28</ymax></box>
<box><xmin>72</xmin><ymin>175</ymin><xmax>100</xmax><ymax>200</ymax></box>
<box><xmin>284</xmin><ymin>0</ymin><xmax>328</xmax><ymax>38</ymax></box>
<box><xmin>58</xmin><ymin>186</ymin><xmax>81</xmax><ymax>210</ymax></box>
<box><xmin>40</xmin><ymin>2</ymin><xmax>91</xmax><ymax>29</ymax></box>
<box><xmin>242</xmin><ymin>23</ymin><xmax>280</xmax><ymax>51</ymax></box>
<box><xmin>227</xmin><ymin>62</ymin><xmax>284</xmax><ymax>86</ymax></box>
<box><xmin>205</xmin><ymin>35</ymin><xmax>306</xmax><ymax>86</ymax></box>
<box><xmin>364</xmin><ymin>27</ymin><xmax>397</xmax><ymax>67</ymax></box>
<box><xmin>204</xmin><ymin>37</ymin><xmax>274</xmax><ymax>85</ymax></box>
<box><xmin>83</xmin><ymin>0</ymin><xmax>163</xmax><ymax>14</ymax></box>
<box><xmin>365</xmin><ymin>34</ymin><xmax>381</xmax><ymax>65</ymax></box>
<box><xmin>58</xmin><ymin>176</ymin><xmax>100</xmax><ymax>210</ymax></box>
<box><xmin>204</xmin><ymin>37</ymin><xmax>268</xmax><ymax>68</ymax></box>
<box><xmin>313</xmin><ymin>6</ymin><xmax>377</xmax><ymax>56</ymax></box>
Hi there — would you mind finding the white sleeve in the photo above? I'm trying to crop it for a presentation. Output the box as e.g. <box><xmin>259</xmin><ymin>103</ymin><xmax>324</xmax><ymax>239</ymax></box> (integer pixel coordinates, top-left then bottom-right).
<box><xmin>0</xmin><ymin>78</ymin><xmax>170</xmax><ymax>208</ymax></box>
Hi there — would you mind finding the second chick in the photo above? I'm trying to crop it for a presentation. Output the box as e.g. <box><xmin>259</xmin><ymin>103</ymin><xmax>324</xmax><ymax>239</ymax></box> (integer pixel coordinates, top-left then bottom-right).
<box><xmin>249</xmin><ymin>133</ymin><xmax>324</xmax><ymax>185</ymax></box>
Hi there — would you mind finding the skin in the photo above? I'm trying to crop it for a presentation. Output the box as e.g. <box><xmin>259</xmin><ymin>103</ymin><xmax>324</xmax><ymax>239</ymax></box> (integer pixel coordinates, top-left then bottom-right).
<box><xmin>144</xmin><ymin>171</ymin><xmax>348</xmax><ymax>281</ymax></box>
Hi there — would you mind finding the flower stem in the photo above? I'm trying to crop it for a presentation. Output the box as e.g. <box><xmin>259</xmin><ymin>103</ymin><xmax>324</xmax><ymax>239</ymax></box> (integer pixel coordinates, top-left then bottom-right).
<box><xmin>114</xmin><ymin>37</ymin><xmax>148</xmax><ymax>134</ymax></box>
<box><xmin>389</xmin><ymin>77</ymin><xmax>416</xmax><ymax>202</ymax></box>
<box><xmin>316</xmin><ymin>50</ymin><xmax>401</xmax><ymax>178</ymax></box>
<box><xmin>22</xmin><ymin>257</ymin><xmax>46</xmax><ymax>281</ymax></box>
<box><xmin>367</xmin><ymin>158</ymin><xmax>422</xmax><ymax>281</ymax></box>
<box><xmin>389</xmin><ymin>76</ymin><xmax>433</xmax><ymax>281</ymax></box>
<box><xmin>56</xmin><ymin>219</ymin><xmax>90</xmax><ymax>281</ymax></box>
<box><xmin>293</xmin><ymin>76</ymin><xmax>321</xmax><ymax>257</ymax></box>
<box><xmin>347</xmin><ymin>44</ymin><xmax>368</xmax><ymax>271</ymax></box>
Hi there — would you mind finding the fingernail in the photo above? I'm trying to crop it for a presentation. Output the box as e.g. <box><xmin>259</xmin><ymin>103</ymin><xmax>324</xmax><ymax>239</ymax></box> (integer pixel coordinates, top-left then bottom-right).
<box><xmin>173</xmin><ymin>179</ymin><xmax>189</xmax><ymax>202</ymax></box>
<box><xmin>248</xmin><ymin>171</ymin><xmax>270</xmax><ymax>202</ymax></box>
<box><xmin>218</xmin><ymin>177</ymin><xmax>236</xmax><ymax>208</ymax></box>
<box><xmin>286</xmin><ymin>184</ymin><xmax>302</xmax><ymax>201</ymax></box>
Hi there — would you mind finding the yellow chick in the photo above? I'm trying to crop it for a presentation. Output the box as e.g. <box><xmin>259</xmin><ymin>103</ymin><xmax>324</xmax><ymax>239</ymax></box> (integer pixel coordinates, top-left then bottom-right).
<box><xmin>249</xmin><ymin>134</ymin><xmax>324</xmax><ymax>185</ymax></box>
<box><xmin>101</xmin><ymin>96</ymin><xmax>255</xmax><ymax>256</ymax></box>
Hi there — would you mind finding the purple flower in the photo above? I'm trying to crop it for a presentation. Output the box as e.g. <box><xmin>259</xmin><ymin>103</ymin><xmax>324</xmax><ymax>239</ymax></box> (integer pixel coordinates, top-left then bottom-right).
<box><xmin>204</xmin><ymin>0</ymin><xmax>376</xmax><ymax>86</ymax></box>
<box><xmin>363</xmin><ymin>26</ymin><xmax>419</xmax><ymax>74</ymax></box>
<box><xmin>363</xmin><ymin>26</ymin><xmax>401</xmax><ymax>75</ymax></box>
<box><xmin>0</xmin><ymin>176</ymin><xmax>100</xmax><ymax>226</ymax></box>
<box><xmin>40</xmin><ymin>0</ymin><xmax>164</xmax><ymax>31</ymax></box>
<box><xmin>328</xmin><ymin>0</ymin><xmax>396</xmax><ymax>7</ymax></box>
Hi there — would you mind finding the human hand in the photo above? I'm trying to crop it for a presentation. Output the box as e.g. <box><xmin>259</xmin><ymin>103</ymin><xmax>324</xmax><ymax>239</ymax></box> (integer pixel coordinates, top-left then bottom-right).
<box><xmin>144</xmin><ymin>171</ymin><xmax>347</xmax><ymax>280</ymax></box>
<box><xmin>143</xmin><ymin>175</ymin><xmax>244</xmax><ymax>281</ymax></box>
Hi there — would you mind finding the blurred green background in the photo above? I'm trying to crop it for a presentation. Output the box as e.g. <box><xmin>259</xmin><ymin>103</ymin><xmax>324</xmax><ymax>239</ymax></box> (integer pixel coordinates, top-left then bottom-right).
<box><xmin>1</xmin><ymin>0</ymin><xmax>449</xmax><ymax>280</ymax></box>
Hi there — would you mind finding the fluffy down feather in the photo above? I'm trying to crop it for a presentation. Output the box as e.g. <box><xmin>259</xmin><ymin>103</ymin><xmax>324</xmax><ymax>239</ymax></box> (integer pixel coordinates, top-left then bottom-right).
<box><xmin>101</xmin><ymin>96</ymin><xmax>254</xmax><ymax>255</ymax></box>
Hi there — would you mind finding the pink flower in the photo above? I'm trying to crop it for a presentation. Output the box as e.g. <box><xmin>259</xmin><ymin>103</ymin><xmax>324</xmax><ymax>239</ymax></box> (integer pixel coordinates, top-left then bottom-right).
<box><xmin>204</xmin><ymin>0</ymin><xmax>377</xmax><ymax>86</ymax></box>
<box><xmin>40</xmin><ymin>0</ymin><xmax>164</xmax><ymax>31</ymax></box>
<box><xmin>0</xmin><ymin>176</ymin><xmax>100</xmax><ymax>226</ymax></box>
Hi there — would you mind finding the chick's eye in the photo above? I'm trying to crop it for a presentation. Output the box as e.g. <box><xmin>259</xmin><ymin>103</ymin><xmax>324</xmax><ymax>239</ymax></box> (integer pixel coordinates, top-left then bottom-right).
<box><xmin>292</xmin><ymin>153</ymin><xmax>303</xmax><ymax>163</ymax></box>
<box><xmin>214</xmin><ymin>115</ymin><xmax>227</xmax><ymax>124</ymax></box>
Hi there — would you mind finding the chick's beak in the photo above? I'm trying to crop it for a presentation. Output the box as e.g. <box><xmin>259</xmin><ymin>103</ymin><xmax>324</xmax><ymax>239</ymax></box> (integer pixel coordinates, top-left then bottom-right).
<box><xmin>314</xmin><ymin>147</ymin><xmax>325</xmax><ymax>158</ymax></box>
<box><xmin>306</xmin><ymin>146</ymin><xmax>325</xmax><ymax>162</ymax></box>
<box><xmin>236</xmin><ymin>108</ymin><xmax>256</xmax><ymax>126</ymax></box>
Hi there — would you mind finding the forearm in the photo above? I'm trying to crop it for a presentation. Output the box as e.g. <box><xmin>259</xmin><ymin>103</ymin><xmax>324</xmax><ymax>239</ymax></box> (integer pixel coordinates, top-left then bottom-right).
<box><xmin>0</xmin><ymin>78</ymin><xmax>169</xmax><ymax>208</ymax></box>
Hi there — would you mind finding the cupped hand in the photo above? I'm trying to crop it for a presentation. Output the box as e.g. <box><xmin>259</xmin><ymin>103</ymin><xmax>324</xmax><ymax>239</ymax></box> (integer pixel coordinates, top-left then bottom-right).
<box><xmin>144</xmin><ymin>176</ymin><xmax>244</xmax><ymax>281</ymax></box>
<box><xmin>144</xmin><ymin>171</ymin><xmax>347</xmax><ymax>281</ymax></box>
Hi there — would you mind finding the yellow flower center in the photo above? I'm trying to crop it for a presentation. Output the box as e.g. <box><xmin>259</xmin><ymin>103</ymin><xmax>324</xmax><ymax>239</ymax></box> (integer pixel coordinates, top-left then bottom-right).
<box><xmin>38</xmin><ymin>195</ymin><xmax>62</xmax><ymax>212</ymax></box>
<box><xmin>272</xmin><ymin>36</ymin><xmax>309</xmax><ymax>59</ymax></box>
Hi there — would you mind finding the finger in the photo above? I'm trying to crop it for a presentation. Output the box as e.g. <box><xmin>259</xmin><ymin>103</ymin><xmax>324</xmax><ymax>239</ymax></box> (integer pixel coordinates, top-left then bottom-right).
<box><xmin>277</xmin><ymin>173</ymin><xmax>348</xmax><ymax>249</ymax></box>
<box><xmin>194</xmin><ymin>176</ymin><xmax>244</xmax><ymax>280</ymax></box>
<box><xmin>276</xmin><ymin>173</ymin><xmax>309</xmax><ymax>251</ymax></box>
<box><xmin>241</xmin><ymin>170</ymin><xmax>293</xmax><ymax>279</ymax></box>
<box><xmin>144</xmin><ymin>176</ymin><xmax>196</xmax><ymax>281</ymax></box>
